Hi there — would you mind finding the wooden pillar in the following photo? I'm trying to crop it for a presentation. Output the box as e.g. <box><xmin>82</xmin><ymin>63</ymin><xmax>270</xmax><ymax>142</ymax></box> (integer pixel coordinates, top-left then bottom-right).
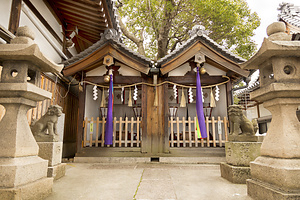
<box><xmin>141</xmin><ymin>79</ymin><xmax>150</xmax><ymax>153</ymax></box>
<box><xmin>162</xmin><ymin>82</ymin><xmax>170</xmax><ymax>153</ymax></box>
<box><xmin>226</xmin><ymin>81</ymin><xmax>233</xmax><ymax>107</ymax></box>
<box><xmin>9</xmin><ymin>0</ymin><xmax>23</xmax><ymax>35</ymax></box>
<box><xmin>76</xmin><ymin>81</ymin><xmax>86</xmax><ymax>153</ymax></box>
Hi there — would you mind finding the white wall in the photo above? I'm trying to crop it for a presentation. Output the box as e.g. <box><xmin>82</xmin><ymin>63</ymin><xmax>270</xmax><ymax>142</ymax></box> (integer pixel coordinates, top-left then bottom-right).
<box><xmin>0</xmin><ymin>0</ymin><xmax>12</xmax><ymax>29</ymax></box>
<box><xmin>0</xmin><ymin>1</ymin><xmax>66</xmax><ymax>63</ymax></box>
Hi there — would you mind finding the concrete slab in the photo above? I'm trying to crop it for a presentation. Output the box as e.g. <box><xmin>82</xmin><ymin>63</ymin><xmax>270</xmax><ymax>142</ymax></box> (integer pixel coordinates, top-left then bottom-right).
<box><xmin>45</xmin><ymin>163</ymin><xmax>252</xmax><ymax>200</ymax></box>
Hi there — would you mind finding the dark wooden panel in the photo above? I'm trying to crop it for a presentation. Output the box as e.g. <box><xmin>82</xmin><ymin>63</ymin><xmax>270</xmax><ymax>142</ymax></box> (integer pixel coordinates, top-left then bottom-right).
<box><xmin>85</xmin><ymin>76</ymin><xmax>143</xmax><ymax>85</ymax></box>
<box><xmin>8</xmin><ymin>0</ymin><xmax>22</xmax><ymax>34</ymax></box>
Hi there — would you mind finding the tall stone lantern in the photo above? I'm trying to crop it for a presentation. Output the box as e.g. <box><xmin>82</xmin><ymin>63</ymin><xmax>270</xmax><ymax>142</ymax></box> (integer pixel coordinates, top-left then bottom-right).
<box><xmin>241</xmin><ymin>22</ymin><xmax>300</xmax><ymax>199</ymax></box>
<box><xmin>0</xmin><ymin>26</ymin><xmax>63</xmax><ymax>199</ymax></box>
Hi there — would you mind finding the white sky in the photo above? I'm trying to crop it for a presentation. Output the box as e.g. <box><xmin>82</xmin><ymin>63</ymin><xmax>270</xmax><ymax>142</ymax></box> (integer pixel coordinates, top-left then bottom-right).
<box><xmin>246</xmin><ymin>0</ymin><xmax>299</xmax><ymax>48</ymax></box>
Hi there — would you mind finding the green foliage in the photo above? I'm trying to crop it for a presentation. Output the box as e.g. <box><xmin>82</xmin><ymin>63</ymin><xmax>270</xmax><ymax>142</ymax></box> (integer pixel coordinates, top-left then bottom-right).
<box><xmin>117</xmin><ymin>0</ymin><xmax>260</xmax><ymax>60</ymax></box>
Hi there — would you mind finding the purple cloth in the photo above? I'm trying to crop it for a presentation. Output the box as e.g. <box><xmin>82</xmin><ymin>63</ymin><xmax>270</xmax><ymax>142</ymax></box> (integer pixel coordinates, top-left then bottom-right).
<box><xmin>105</xmin><ymin>74</ymin><xmax>113</xmax><ymax>145</ymax></box>
<box><xmin>196</xmin><ymin>67</ymin><xmax>207</xmax><ymax>138</ymax></box>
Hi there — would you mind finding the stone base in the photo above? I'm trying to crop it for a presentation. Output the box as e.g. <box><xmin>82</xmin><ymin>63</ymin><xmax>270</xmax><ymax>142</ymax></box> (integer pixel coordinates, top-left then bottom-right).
<box><xmin>48</xmin><ymin>163</ymin><xmax>66</xmax><ymax>180</ymax></box>
<box><xmin>220</xmin><ymin>162</ymin><xmax>250</xmax><ymax>184</ymax></box>
<box><xmin>228</xmin><ymin>135</ymin><xmax>264</xmax><ymax>142</ymax></box>
<box><xmin>247</xmin><ymin>179</ymin><xmax>300</xmax><ymax>200</ymax></box>
<box><xmin>0</xmin><ymin>156</ymin><xmax>48</xmax><ymax>188</ymax></box>
<box><xmin>37</xmin><ymin>142</ymin><xmax>62</xmax><ymax>166</ymax></box>
<box><xmin>0</xmin><ymin>177</ymin><xmax>53</xmax><ymax>200</ymax></box>
<box><xmin>225</xmin><ymin>141</ymin><xmax>262</xmax><ymax>166</ymax></box>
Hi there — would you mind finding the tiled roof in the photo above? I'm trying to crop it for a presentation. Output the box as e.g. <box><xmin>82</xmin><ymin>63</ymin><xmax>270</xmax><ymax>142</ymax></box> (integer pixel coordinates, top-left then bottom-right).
<box><xmin>278</xmin><ymin>2</ymin><xmax>300</xmax><ymax>30</ymax></box>
<box><xmin>106</xmin><ymin>0</ymin><xmax>121</xmax><ymax>34</ymax></box>
<box><xmin>157</xmin><ymin>26</ymin><xmax>246</xmax><ymax>66</ymax></box>
<box><xmin>62</xmin><ymin>29</ymin><xmax>151</xmax><ymax>67</ymax></box>
<box><xmin>63</xmin><ymin>26</ymin><xmax>245</xmax><ymax>69</ymax></box>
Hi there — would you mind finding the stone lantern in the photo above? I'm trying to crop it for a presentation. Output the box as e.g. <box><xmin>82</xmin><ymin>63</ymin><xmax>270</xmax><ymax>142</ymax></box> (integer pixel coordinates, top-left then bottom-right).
<box><xmin>0</xmin><ymin>26</ymin><xmax>63</xmax><ymax>199</ymax></box>
<box><xmin>241</xmin><ymin>22</ymin><xmax>300</xmax><ymax>199</ymax></box>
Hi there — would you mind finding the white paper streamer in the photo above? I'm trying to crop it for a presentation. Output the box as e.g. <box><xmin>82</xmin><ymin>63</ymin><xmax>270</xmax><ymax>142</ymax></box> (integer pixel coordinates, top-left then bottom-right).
<box><xmin>173</xmin><ymin>85</ymin><xmax>178</xmax><ymax>100</ymax></box>
<box><xmin>133</xmin><ymin>85</ymin><xmax>138</xmax><ymax>101</ymax></box>
<box><xmin>188</xmin><ymin>87</ymin><xmax>193</xmax><ymax>103</ymax></box>
<box><xmin>215</xmin><ymin>85</ymin><xmax>220</xmax><ymax>101</ymax></box>
<box><xmin>93</xmin><ymin>85</ymin><xmax>98</xmax><ymax>100</ymax></box>
<box><xmin>202</xmin><ymin>89</ymin><xmax>204</xmax><ymax>102</ymax></box>
<box><xmin>121</xmin><ymin>87</ymin><xmax>124</xmax><ymax>102</ymax></box>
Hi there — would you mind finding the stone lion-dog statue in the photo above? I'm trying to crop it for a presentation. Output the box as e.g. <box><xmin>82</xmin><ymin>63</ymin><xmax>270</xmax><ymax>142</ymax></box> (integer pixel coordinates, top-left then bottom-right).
<box><xmin>228</xmin><ymin>105</ymin><xmax>258</xmax><ymax>136</ymax></box>
<box><xmin>31</xmin><ymin>105</ymin><xmax>63</xmax><ymax>142</ymax></box>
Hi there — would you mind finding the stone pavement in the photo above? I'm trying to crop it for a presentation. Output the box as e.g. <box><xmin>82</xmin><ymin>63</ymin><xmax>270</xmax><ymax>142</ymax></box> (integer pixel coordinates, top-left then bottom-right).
<box><xmin>45</xmin><ymin>163</ymin><xmax>252</xmax><ymax>200</ymax></box>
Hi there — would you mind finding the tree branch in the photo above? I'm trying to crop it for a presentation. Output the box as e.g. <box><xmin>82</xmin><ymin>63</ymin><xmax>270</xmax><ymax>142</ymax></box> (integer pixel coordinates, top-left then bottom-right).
<box><xmin>118</xmin><ymin>17</ymin><xmax>146</xmax><ymax>56</ymax></box>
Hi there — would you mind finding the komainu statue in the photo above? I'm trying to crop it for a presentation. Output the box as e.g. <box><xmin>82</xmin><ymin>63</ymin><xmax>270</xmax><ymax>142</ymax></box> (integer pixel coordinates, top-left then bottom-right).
<box><xmin>228</xmin><ymin>105</ymin><xmax>258</xmax><ymax>136</ymax></box>
<box><xmin>31</xmin><ymin>105</ymin><xmax>63</xmax><ymax>142</ymax></box>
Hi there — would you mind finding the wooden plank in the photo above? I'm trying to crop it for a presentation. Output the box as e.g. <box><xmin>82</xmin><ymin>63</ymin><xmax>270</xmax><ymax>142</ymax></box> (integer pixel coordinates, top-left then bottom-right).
<box><xmin>113</xmin><ymin>117</ymin><xmax>116</xmax><ymax>147</ymax></box>
<box><xmin>130</xmin><ymin>117</ymin><xmax>134</xmax><ymax>147</ymax></box>
<box><xmin>212</xmin><ymin>117</ymin><xmax>216</xmax><ymax>147</ymax></box>
<box><xmin>125</xmin><ymin>117</ymin><xmax>128</xmax><ymax>147</ymax></box>
<box><xmin>95</xmin><ymin>117</ymin><xmax>99</xmax><ymax>147</ymax></box>
<box><xmin>136</xmin><ymin>117</ymin><xmax>140</xmax><ymax>147</ymax></box>
<box><xmin>8</xmin><ymin>0</ymin><xmax>22</xmax><ymax>35</ymax></box>
<box><xmin>170</xmin><ymin>117</ymin><xmax>174</xmax><ymax>147</ymax></box>
<box><xmin>188</xmin><ymin>117</ymin><xmax>192</xmax><ymax>147</ymax></box>
<box><xmin>119</xmin><ymin>117</ymin><xmax>122</xmax><ymax>147</ymax></box>
<box><xmin>194</xmin><ymin>117</ymin><xmax>198</xmax><ymax>147</ymax></box>
<box><xmin>206</xmin><ymin>117</ymin><xmax>210</xmax><ymax>147</ymax></box>
<box><xmin>224</xmin><ymin>117</ymin><xmax>228</xmax><ymax>142</ymax></box>
<box><xmin>83</xmin><ymin>117</ymin><xmax>87</xmax><ymax>147</ymax></box>
<box><xmin>89</xmin><ymin>117</ymin><xmax>93</xmax><ymax>147</ymax></box>
<box><xmin>77</xmin><ymin>82</ymin><xmax>86</xmax><ymax>151</ymax></box>
<box><xmin>101</xmin><ymin>117</ymin><xmax>105</xmax><ymax>147</ymax></box>
<box><xmin>182</xmin><ymin>117</ymin><xmax>186</xmax><ymax>147</ymax></box>
<box><xmin>176</xmin><ymin>117</ymin><xmax>180</xmax><ymax>147</ymax></box>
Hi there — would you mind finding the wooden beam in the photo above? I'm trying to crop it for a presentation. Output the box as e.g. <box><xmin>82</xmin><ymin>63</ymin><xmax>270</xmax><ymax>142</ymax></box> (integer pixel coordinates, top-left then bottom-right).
<box><xmin>101</xmin><ymin>0</ymin><xmax>114</xmax><ymax>29</ymax></box>
<box><xmin>85</xmin><ymin>76</ymin><xmax>143</xmax><ymax>85</ymax></box>
<box><xmin>165</xmin><ymin>75</ymin><xmax>227</xmax><ymax>86</ymax></box>
<box><xmin>64</xmin><ymin>19</ymin><xmax>106</xmax><ymax>32</ymax></box>
<box><xmin>60</xmin><ymin>9</ymin><xmax>106</xmax><ymax>24</ymax></box>
<box><xmin>58</xmin><ymin>0</ymin><xmax>103</xmax><ymax>12</ymax></box>
<box><xmin>0</xmin><ymin>25</ymin><xmax>14</xmax><ymax>43</ymax></box>
<box><xmin>75</xmin><ymin>34</ymin><xmax>93</xmax><ymax>46</ymax></box>
<box><xmin>54</xmin><ymin>1</ymin><xmax>104</xmax><ymax>18</ymax></box>
<box><xmin>8</xmin><ymin>0</ymin><xmax>22</xmax><ymax>35</ymax></box>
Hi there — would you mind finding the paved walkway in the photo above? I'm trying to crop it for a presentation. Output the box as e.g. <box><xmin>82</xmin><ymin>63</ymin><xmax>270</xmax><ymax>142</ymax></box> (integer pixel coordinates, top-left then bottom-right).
<box><xmin>46</xmin><ymin>163</ymin><xmax>252</xmax><ymax>200</ymax></box>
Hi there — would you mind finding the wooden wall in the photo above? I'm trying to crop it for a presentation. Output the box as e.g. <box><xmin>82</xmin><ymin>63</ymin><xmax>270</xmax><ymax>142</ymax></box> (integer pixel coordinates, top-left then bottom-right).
<box><xmin>0</xmin><ymin>73</ymin><xmax>79</xmax><ymax>157</ymax></box>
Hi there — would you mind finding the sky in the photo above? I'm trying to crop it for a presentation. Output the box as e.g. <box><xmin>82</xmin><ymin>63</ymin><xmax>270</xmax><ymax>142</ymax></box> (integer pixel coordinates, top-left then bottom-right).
<box><xmin>246</xmin><ymin>0</ymin><xmax>300</xmax><ymax>47</ymax></box>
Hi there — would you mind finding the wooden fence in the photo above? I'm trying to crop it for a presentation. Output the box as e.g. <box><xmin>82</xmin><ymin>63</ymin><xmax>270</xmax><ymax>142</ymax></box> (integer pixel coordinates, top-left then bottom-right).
<box><xmin>83</xmin><ymin>117</ymin><xmax>142</xmax><ymax>147</ymax></box>
<box><xmin>83</xmin><ymin>116</ymin><xmax>229</xmax><ymax>148</ymax></box>
<box><xmin>169</xmin><ymin>116</ymin><xmax>229</xmax><ymax>147</ymax></box>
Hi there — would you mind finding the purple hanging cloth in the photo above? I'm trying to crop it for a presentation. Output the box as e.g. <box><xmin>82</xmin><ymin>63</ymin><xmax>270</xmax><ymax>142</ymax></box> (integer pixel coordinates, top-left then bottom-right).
<box><xmin>105</xmin><ymin>74</ymin><xmax>113</xmax><ymax>145</ymax></box>
<box><xmin>196</xmin><ymin>67</ymin><xmax>207</xmax><ymax>139</ymax></box>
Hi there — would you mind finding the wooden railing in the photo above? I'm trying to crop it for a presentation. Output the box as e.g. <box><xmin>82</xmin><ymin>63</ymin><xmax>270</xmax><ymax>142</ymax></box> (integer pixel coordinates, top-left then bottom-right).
<box><xmin>169</xmin><ymin>116</ymin><xmax>229</xmax><ymax>148</ymax></box>
<box><xmin>83</xmin><ymin>117</ymin><xmax>142</xmax><ymax>147</ymax></box>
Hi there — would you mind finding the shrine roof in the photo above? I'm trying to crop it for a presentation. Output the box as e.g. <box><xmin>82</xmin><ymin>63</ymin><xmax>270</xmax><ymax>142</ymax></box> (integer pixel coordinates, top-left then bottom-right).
<box><xmin>157</xmin><ymin>28</ymin><xmax>246</xmax><ymax>67</ymax></box>
<box><xmin>278</xmin><ymin>2</ymin><xmax>300</xmax><ymax>34</ymax></box>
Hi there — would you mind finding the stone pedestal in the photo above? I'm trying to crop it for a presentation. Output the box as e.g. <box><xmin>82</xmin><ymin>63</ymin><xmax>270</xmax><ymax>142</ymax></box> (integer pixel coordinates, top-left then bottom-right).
<box><xmin>241</xmin><ymin>22</ymin><xmax>300</xmax><ymax>199</ymax></box>
<box><xmin>220</xmin><ymin>140</ymin><xmax>262</xmax><ymax>184</ymax></box>
<box><xmin>0</xmin><ymin>26</ymin><xmax>63</xmax><ymax>199</ymax></box>
<box><xmin>37</xmin><ymin>142</ymin><xmax>66</xmax><ymax>180</ymax></box>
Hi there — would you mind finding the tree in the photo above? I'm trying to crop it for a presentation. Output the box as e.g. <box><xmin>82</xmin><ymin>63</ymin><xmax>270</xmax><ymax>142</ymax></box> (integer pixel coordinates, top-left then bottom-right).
<box><xmin>117</xmin><ymin>0</ymin><xmax>260</xmax><ymax>60</ymax></box>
